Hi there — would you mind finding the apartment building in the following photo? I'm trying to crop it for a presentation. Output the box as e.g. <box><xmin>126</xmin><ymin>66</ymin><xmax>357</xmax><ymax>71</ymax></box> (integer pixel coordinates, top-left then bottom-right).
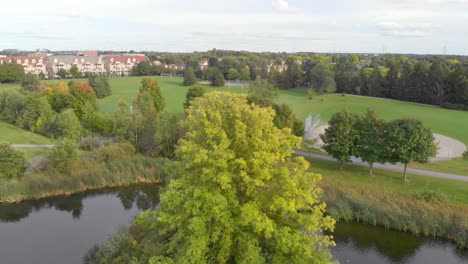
<box><xmin>0</xmin><ymin>56</ymin><xmax>47</xmax><ymax>76</ymax></box>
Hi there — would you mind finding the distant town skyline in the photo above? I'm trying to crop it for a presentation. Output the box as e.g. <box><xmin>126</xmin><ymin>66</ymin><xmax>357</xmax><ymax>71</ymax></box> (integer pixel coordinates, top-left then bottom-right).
<box><xmin>1</xmin><ymin>0</ymin><xmax>468</xmax><ymax>55</ymax></box>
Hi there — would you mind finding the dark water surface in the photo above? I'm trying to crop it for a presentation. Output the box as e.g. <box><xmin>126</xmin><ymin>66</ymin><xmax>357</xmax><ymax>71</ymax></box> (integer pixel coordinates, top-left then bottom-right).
<box><xmin>0</xmin><ymin>186</ymin><xmax>466</xmax><ymax>264</ymax></box>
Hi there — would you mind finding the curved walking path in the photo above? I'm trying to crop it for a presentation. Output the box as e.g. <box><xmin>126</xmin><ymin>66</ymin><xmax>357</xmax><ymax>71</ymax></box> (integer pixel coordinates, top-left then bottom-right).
<box><xmin>295</xmin><ymin>150</ymin><xmax>468</xmax><ymax>182</ymax></box>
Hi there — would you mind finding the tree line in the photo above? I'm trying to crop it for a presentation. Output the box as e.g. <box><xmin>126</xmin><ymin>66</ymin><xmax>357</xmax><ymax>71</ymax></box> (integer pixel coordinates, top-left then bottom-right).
<box><xmin>138</xmin><ymin>51</ymin><xmax>468</xmax><ymax>110</ymax></box>
<box><xmin>321</xmin><ymin>109</ymin><xmax>437</xmax><ymax>180</ymax></box>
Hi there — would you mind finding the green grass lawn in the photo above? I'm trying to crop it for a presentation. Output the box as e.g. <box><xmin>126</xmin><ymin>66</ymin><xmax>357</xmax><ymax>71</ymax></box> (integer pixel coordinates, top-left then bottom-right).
<box><xmin>0</xmin><ymin>121</ymin><xmax>51</xmax><ymax>145</ymax></box>
<box><xmin>307</xmin><ymin>157</ymin><xmax>468</xmax><ymax>205</ymax></box>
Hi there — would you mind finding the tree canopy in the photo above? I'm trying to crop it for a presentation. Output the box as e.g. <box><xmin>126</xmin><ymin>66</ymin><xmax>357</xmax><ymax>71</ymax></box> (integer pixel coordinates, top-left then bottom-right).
<box><xmin>132</xmin><ymin>92</ymin><xmax>335</xmax><ymax>263</ymax></box>
<box><xmin>183</xmin><ymin>67</ymin><xmax>197</xmax><ymax>86</ymax></box>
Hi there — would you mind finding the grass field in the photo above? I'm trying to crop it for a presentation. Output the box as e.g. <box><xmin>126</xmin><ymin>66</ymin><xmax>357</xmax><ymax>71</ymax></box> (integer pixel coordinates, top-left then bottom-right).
<box><xmin>0</xmin><ymin>121</ymin><xmax>51</xmax><ymax>145</ymax></box>
<box><xmin>307</xmin><ymin>157</ymin><xmax>468</xmax><ymax>205</ymax></box>
<box><xmin>97</xmin><ymin>76</ymin><xmax>468</xmax><ymax>146</ymax></box>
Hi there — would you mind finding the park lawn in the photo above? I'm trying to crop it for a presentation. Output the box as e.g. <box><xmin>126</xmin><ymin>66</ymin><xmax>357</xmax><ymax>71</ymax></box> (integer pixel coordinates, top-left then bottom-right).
<box><xmin>307</xmin><ymin>157</ymin><xmax>468</xmax><ymax>205</ymax></box>
<box><xmin>0</xmin><ymin>121</ymin><xmax>51</xmax><ymax>145</ymax></box>
<box><xmin>409</xmin><ymin>158</ymin><xmax>468</xmax><ymax>177</ymax></box>
<box><xmin>99</xmin><ymin>76</ymin><xmax>246</xmax><ymax>113</ymax></box>
<box><xmin>275</xmin><ymin>92</ymin><xmax>468</xmax><ymax>146</ymax></box>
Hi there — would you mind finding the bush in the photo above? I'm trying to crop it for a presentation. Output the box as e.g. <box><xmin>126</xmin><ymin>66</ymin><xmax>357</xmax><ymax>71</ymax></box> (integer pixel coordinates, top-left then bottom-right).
<box><xmin>49</xmin><ymin>139</ymin><xmax>78</xmax><ymax>172</ymax></box>
<box><xmin>89</xmin><ymin>143</ymin><xmax>136</xmax><ymax>163</ymax></box>
<box><xmin>26</xmin><ymin>157</ymin><xmax>50</xmax><ymax>173</ymax></box>
<box><xmin>21</xmin><ymin>73</ymin><xmax>40</xmax><ymax>91</ymax></box>
<box><xmin>79</xmin><ymin>136</ymin><xmax>102</xmax><ymax>151</ymax></box>
<box><xmin>0</xmin><ymin>144</ymin><xmax>26</xmax><ymax>179</ymax></box>
<box><xmin>463</xmin><ymin>150</ymin><xmax>468</xmax><ymax>161</ymax></box>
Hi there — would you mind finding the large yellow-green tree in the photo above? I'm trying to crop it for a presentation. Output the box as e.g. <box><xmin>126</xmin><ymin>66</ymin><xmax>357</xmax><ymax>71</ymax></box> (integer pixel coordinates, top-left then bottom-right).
<box><xmin>135</xmin><ymin>92</ymin><xmax>335</xmax><ymax>264</ymax></box>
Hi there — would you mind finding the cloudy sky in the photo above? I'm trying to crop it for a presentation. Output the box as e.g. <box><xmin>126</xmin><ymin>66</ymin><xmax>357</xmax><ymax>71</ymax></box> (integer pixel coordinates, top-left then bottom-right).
<box><xmin>1</xmin><ymin>0</ymin><xmax>467</xmax><ymax>54</ymax></box>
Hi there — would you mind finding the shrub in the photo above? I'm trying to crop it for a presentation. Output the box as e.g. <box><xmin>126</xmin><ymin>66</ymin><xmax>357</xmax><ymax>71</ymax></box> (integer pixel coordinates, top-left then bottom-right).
<box><xmin>463</xmin><ymin>150</ymin><xmax>468</xmax><ymax>161</ymax></box>
<box><xmin>21</xmin><ymin>73</ymin><xmax>40</xmax><ymax>91</ymax></box>
<box><xmin>26</xmin><ymin>157</ymin><xmax>50</xmax><ymax>173</ymax></box>
<box><xmin>412</xmin><ymin>190</ymin><xmax>448</xmax><ymax>203</ymax></box>
<box><xmin>89</xmin><ymin>143</ymin><xmax>136</xmax><ymax>163</ymax></box>
<box><xmin>0</xmin><ymin>144</ymin><xmax>26</xmax><ymax>179</ymax></box>
<box><xmin>49</xmin><ymin>139</ymin><xmax>78</xmax><ymax>172</ymax></box>
<box><xmin>79</xmin><ymin>136</ymin><xmax>102</xmax><ymax>151</ymax></box>
<box><xmin>88</xmin><ymin>75</ymin><xmax>112</xmax><ymax>99</ymax></box>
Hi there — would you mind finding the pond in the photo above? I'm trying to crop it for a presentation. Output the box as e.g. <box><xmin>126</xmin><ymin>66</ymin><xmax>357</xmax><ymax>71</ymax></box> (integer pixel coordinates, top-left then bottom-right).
<box><xmin>0</xmin><ymin>185</ymin><xmax>466</xmax><ymax>264</ymax></box>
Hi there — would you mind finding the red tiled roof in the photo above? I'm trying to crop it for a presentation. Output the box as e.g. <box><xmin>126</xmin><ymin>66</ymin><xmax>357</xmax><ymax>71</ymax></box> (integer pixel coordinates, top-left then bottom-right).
<box><xmin>0</xmin><ymin>56</ymin><xmax>46</xmax><ymax>65</ymax></box>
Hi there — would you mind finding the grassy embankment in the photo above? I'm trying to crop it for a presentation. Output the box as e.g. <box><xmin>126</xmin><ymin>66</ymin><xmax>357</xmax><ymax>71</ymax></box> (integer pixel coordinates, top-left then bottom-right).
<box><xmin>310</xmin><ymin>158</ymin><xmax>468</xmax><ymax>248</ymax></box>
<box><xmin>0</xmin><ymin>156</ymin><xmax>170</xmax><ymax>203</ymax></box>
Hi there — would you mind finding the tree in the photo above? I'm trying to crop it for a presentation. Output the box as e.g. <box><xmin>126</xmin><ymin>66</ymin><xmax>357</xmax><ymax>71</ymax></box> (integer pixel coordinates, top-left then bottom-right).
<box><xmin>69</xmin><ymin>65</ymin><xmax>80</xmax><ymax>79</ymax></box>
<box><xmin>248</xmin><ymin>76</ymin><xmax>277</xmax><ymax>105</ymax></box>
<box><xmin>321</xmin><ymin>110</ymin><xmax>358</xmax><ymax>172</ymax></box>
<box><xmin>153</xmin><ymin>111</ymin><xmax>181</xmax><ymax>158</ymax></box>
<box><xmin>272</xmin><ymin>103</ymin><xmax>304</xmax><ymax>136</ymax></box>
<box><xmin>210</xmin><ymin>68</ymin><xmax>225</xmax><ymax>87</ymax></box>
<box><xmin>57</xmin><ymin>68</ymin><xmax>67</xmax><ymax>79</ymax></box>
<box><xmin>183</xmin><ymin>67</ymin><xmax>197</xmax><ymax>86</ymax></box>
<box><xmin>112</xmin><ymin>101</ymin><xmax>141</xmax><ymax>144</ymax></box>
<box><xmin>282</xmin><ymin>61</ymin><xmax>304</xmax><ymax>89</ymax></box>
<box><xmin>309</xmin><ymin>61</ymin><xmax>336</xmax><ymax>93</ymax></box>
<box><xmin>21</xmin><ymin>73</ymin><xmax>40</xmax><ymax>91</ymax></box>
<box><xmin>88</xmin><ymin>75</ymin><xmax>112</xmax><ymax>98</ymax></box>
<box><xmin>184</xmin><ymin>85</ymin><xmax>206</xmax><ymax>109</ymax></box>
<box><xmin>0</xmin><ymin>144</ymin><xmax>26</xmax><ymax>179</ymax></box>
<box><xmin>0</xmin><ymin>63</ymin><xmax>24</xmax><ymax>83</ymax></box>
<box><xmin>227</xmin><ymin>68</ymin><xmax>239</xmax><ymax>80</ymax></box>
<box><xmin>49</xmin><ymin>138</ymin><xmax>78</xmax><ymax>172</ymax></box>
<box><xmin>239</xmin><ymin>66</ymin><xmax>250</xmax><ymax>80</ymax></box>
<box><xmin>382</xmin><ymin>119</ymin><xmax>437</xmax><ymax>180</ymax></box>
<box><xmin>137</xmin><ymin>78</ymin><xmax>165</xmax><ymax>112</ymax></box>
<box><xmin>57</xmin><ymin>109</ymin><xmax>83</xmax><ymax>140</ymax></box>
<box><xmin>132</xmin><ymin>92</ymin><xmax>335</xmax><ymax>263</ymax></box>
<box><xmin>354</xmin><ymin>109</ymin><xmax>385</xmax><ymax>176</ymax></box>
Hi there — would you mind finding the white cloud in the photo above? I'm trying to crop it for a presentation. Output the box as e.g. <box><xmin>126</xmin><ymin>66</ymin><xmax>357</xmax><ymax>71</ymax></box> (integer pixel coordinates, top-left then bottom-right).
<box><xmin>272</xmin><ymin>0</ymin><xmax>301</xmax><ymax>14</ymax></box>
<box><xmin>377</xmin><ymin>22</ymin><xmax>432</xmax><ymax>37</ymax></box>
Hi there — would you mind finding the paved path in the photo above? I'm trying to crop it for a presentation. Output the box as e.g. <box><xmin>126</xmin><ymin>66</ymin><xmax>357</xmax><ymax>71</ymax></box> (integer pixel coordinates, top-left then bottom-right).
<box><xmin>11</xmin><ymin>144</ymin><xmax>54</xmax><ymax>148</ymax></box>
<box><xmin>295</xmin><ymin>150</ymin><xmax>468</xmax><ymax>182</ymax></box>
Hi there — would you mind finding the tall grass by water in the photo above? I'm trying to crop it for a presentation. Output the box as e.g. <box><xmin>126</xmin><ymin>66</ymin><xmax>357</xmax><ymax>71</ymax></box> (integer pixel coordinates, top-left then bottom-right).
<box><xmin>320</xmin><ymin>179</ymin><xmax>468</xmax><ymax>248</ymax></box>
<box><xmin>0</xmin><ymin>156</ymin><xmax>171</xmax><ymax>203</ymax></box>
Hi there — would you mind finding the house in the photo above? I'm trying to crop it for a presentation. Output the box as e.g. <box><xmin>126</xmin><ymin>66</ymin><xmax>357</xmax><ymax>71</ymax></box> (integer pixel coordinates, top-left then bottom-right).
<box><xmin>102</xmin><ymin>55</ymin><xmax>148</xmax><ymax>76</ymax></box>
<box><xmin>46</xmin><ymin>55</ymin><xmax>106</xmax><ymax>78</ymax></box>
<box><xmin>199</xmin><ymin>59</ymin><xmax>209</xmax><ymax>70</ymax></box>
<box><xmin>0</xmin><ymin>56</ymin><xmax>47</xmax><ymax>76</ymax></box>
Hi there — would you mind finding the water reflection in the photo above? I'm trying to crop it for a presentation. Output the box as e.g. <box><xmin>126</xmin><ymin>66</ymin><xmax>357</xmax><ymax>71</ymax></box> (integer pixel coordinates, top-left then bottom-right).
<box><xmin>332</xmin><ymin>222</ymin><xmax>468</xmax><ymax>264</ymax></box>
<box><xmin>0</xmin><ymin>185</ymin><xmax>160</xmax><ymax>223</ymax></box>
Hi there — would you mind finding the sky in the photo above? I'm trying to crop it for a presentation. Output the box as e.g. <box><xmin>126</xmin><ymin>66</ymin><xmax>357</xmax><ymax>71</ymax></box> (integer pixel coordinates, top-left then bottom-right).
<box><xmin>1</xmin><ymin>0</ymin><xmax>467</xmax><ymax>55</ymax></box>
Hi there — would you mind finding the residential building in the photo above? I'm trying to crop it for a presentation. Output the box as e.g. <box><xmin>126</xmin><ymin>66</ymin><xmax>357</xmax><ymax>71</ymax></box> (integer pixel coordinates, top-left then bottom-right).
<box><xmin>103</xmin><ymin>55</ymin><xmax>148</xmax><ymax>76</ymax></box>
<box><xmin>46</xmin><ymin>55</ymin><xmax>106</xmax><ymax>78</ymax></box>
<box><xmin>0</xmin><ymin>56</ymin><xmax>47</xmax><ymax>76</ymax></box>
<box><xmin>199</xmin><ymin>59</ymin><xmax>209</xmax><ymax>70</ymax></box>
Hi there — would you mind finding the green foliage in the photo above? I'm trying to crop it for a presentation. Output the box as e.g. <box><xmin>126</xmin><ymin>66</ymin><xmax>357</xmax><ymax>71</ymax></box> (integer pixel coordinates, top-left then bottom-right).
<box><xmin>49</xmin><ymin>138</ymin><xmax>78</xmax><ymax>172</ymax></box>
<box><xmin>307</xmin><ymin>87</ymin><xmax>315</xmax><ymax>99</ymax></box>
<box><xmin>184</xmin><ymin>85</ymin><xmax>206</xmax><ymax>109</ymax></box>
<box><xmin>69</xmin><ymin>65</ymin><xmax>81</xmax><ymax>79</ymax></box>
<box><xmin>138</xmin><ymin>78</ymin><xmax>165</xmax><ymax>113</ymax></box>
<box><xmin>47</xmin><ymin>87</ymin><xmax>74</xmax><ymax>113</ymax></box>
<box><xmin>272</xmin><ymin>103</ymin><xmax>304</xmax><ymax>136</ymax></box>
<box><xmin>411</xmin><ymin>190</ymin><xmax>448</xmax><ymax>203</ymax></box>
<box><xmin>0</xmin><ymin>63</ymin><xmax>24</xmax><ymax>83</ymax></box>
<box><xmin>183</xmin><ymin>67</ymin><xmax>197</xmax><ymax>86</ymax></box>
<box><xmin>112</xmin><ymin>101</ymin><xmax>140</xmax><ymax>143</ymax></box>
<box><xmin>463</xmin><ymin>150</ymin><xmax>468</xmax><ymax>161</ymax></box>
<box><xmin>309</xmin><ymin>61</ymin><xmax>336</xmax><ymax>93</ymax></box>
<box><xmin>0</xmin><ymin>144</ymin><xmax>26</xmax><ymax>179</ymax></box>
<box><xmin>239</xmin><ymin>66</ymin><xmax>250</xmax><ymax>80</ymax></box>
<box><xmin>354</xmin><ymin>109</ymin><xmax>386</xmax><ymax>175</ymax></box>
<box><xmin>209</xmin><ymin>67</ymin><xmax>225</xmax><ymax>87</ymax></box>
<box><xmin>248</xmin><ymin>76</ymin><xmax>277</xmax><ymax>105</ymax></box>
<box><xmin>382</xmin><ymin>119</ymin><xmax>438</xmax><ymax>180</ymax></box>
<box><xmin>132</xmin><ymin>61</ymin><xmax>158</xmax><ymax>76</ymax></box>
<box><xmin>131</xmin><ymin>92</ymin><xmax>334</xmax><ymax>263</ymax></box>
<box><xmin>0</xmin><ymin>90</ymin><xmax>27</xmax><ymax>124</ymax></box>
<box><xmin>227</xmin><ymin>68</ymin><xmax>239</xmax><ymax>80</ymax></box>
<box><xmin>88</xmin><ymin>75</ymin><xmax>112</xmax><ymax>99</ymax></box>
<box><xmin>321</xmin><ymin>110</ymin><xmax>358</xmax><ymax>171</ymax></box>
<box><xmin>153</xmin><ymin>112</ymin><xmax>181</xmax><ymax>158</ymax></box>
<box><xmin>57</xmin><ymin>109</ymin><xmax>83</xmax><ymax>140</ymax></box>
<box><xmin>21</xmin><ymin>73</ymin><xmax>40</xmax><ymax>91</ymax></box>
<box><xmin>57</xmin><ymin>68</ymin><xmax>67</xmax><ymax>79</ymax></box>
<box><xmin>89</xmin><ymin>143</ymin><xmax>136</xmax><ymax>163</ymax></box>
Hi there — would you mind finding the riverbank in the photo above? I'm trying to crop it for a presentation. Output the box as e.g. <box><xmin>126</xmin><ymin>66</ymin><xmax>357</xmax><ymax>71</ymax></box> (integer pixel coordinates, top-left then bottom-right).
<box><xmin>320</xmin><ymin>179</ymin><xmax>468</xmax><ymax>248</ymax></box>
<box><xmin>0</xmin><ymin>156</ymin><xmax>170</xmax><ymax>203</ymax></box>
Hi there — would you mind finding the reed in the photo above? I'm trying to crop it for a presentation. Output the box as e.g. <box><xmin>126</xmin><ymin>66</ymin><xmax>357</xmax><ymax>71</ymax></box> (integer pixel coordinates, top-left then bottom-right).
<box><xmin>320</xmin><ymin>179</ymin><xmax>468</xmax><ymax>248</ymax></box>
